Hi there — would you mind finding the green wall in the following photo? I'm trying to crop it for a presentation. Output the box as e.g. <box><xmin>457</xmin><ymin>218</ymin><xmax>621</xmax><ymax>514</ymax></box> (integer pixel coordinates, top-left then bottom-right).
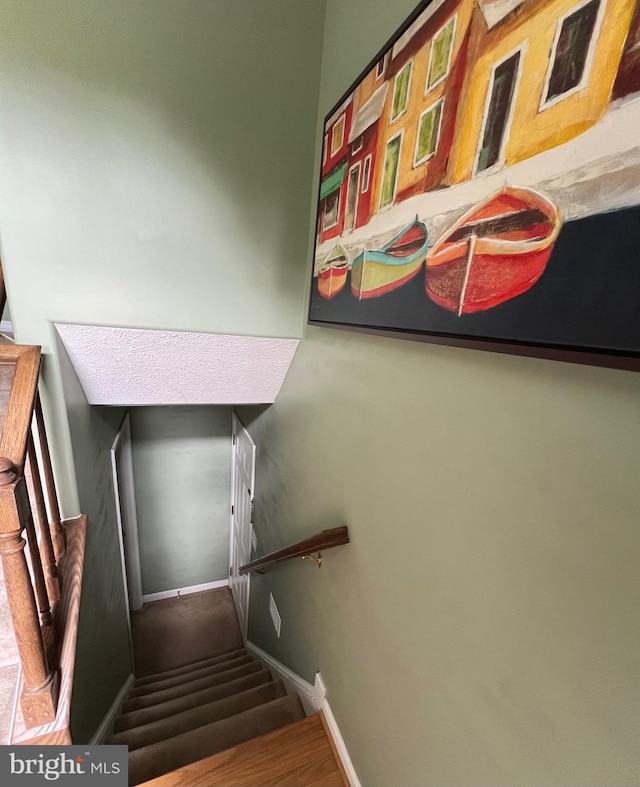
<box><xmin>130</xmin><ymin>407</ymin><xmax>232</xmax><ymax>595</ymax></box>
<box><xmin>0</xmin><ymin>0</ymin><xmax>325</xmax><ymax>516</ymax></box>
<box><xmin>56</xmin><ymin>335</ymin><xmax>131</xmax><ymax>744</ymax></box>
<box><xmin>241</xmin><ymin>2</ymin><xmax>640</xmax><ymax>785</ymax></box>
<box><xmin>0</xmin><ymin>0</ymin><xmax>325</xmax><ymax>742</ymax></box>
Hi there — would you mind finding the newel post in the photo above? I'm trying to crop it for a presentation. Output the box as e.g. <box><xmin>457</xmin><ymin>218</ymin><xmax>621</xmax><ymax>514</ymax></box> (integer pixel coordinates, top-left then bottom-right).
<box><xmin>0</xmin><ymin>458</ymin><xmax>58</xmax><ymax>728</ymax></box>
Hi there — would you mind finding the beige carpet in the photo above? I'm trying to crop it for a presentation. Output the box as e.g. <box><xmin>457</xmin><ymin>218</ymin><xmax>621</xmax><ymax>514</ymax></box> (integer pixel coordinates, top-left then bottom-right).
<box><xmin>131</xmin><ymin>587</ymin><xmax>243</xmax><ymax>678</ymax></box>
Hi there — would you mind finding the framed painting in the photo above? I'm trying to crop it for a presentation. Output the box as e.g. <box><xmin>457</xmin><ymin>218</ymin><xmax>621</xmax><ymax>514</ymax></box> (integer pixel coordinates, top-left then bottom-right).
<box><xmin>308</xmin><ymin>0</ymin><xmax>640</xmax><ymax>369</ymax></box>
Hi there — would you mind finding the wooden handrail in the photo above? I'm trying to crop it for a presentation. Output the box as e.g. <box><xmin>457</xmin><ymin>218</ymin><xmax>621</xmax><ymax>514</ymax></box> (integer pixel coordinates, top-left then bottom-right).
<box><xmin>239</xmin><ymin>526</ymin><xmax>349</xmax><ymax>575</ymax></box>
<box><xmin>0</xmin><ymin>345</ymin><xmax>41</xmax><ymax>474</ymax></box>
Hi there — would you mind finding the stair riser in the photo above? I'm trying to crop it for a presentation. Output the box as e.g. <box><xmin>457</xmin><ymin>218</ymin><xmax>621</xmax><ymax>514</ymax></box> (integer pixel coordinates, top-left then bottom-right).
<box><xmin>109</xmin><ymin>680</ymin><xmax>287</xmax><ymax>751</ymax></box>
<box><xmin>122</xmin><ymin>661</ymin><xmax>263</xmax><ymax>713</ymax></box>
<box><xmin>113</xmin><ymin>669</ymin><xmax>273</xmax><ymax>733</ymax></box>
<box><xmin>129</xmin><ymin>655</ymin><xmax>254</xmax><ymax>698</ymax></box>
<box><xmin>133</xmin><ymin>648</ymin><xmax>247</xmax><ymax>688</ymax></box>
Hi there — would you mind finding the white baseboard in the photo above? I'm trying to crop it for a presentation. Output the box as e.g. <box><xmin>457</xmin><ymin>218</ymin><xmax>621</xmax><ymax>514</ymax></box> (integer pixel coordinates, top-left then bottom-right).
<box><xmin>89</xmin><ymin>673</ymin><xmax>134</xmax><ymax>744</ymax></box>
<box><xmin>142</xmin><ymin>578</ymin><xmax>229</xmax><ymax>604</ymax></box>
<box><xmin>245</xmin><ymin>640</ymin><xmax>316</xmax><ymax>716</ymax></box>
<box><xmin>245</xmin><ymin>642</ymin><xmax>361</xmax><ymax>787</ymax></box>
<box><xmin>320</xmin><ymin>698</ymin><xmax>362</xmax><ymax>787</ymax></box>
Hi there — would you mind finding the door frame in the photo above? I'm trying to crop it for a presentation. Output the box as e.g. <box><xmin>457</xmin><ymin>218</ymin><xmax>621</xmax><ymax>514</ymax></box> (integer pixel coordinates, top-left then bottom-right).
<box><xmin>229</xmin><ymin>411</ymin><xmax>256</xmax><ymax>641</ymax></box>
<box><xmin>378</xmin><ymin>129</ymin><xmax>404</xmax><ymax>211</ymax></box>
<box><xmin>344</xmin><ymin>161</ymin><xmax>362</xmax><ymax>232</ymax></box>
<box><xmin>111</xmin><ymin>411</ymin><xmax>144</xmax><ymax>622</ymax></box>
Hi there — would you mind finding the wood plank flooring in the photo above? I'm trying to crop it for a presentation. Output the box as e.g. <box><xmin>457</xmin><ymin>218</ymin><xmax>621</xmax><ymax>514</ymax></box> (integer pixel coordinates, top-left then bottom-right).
<box><xmin>137</xmin><ymin>712</ymin><xmax>348</xmax><ymax>787</ymax></box>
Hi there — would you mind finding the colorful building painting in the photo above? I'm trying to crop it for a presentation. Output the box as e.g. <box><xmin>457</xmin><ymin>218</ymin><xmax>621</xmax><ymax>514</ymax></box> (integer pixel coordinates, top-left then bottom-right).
<box><xmin>318</xmin><ymin>97</ymin><xmax>354</xmax><ymax>244</ymax></box>
<box><xmin>371</xmin><ymin>0</ymin><xmax>475</xmax><ymax>210</ymax></box>
<box><xmin>310</xmin><ymin>0</ymin><xmax>640</xmax><ymax>360</ymax></box>
<box><xmin>448</xmin><ymin>0</ymin><xmax>636</xmax><ymax>182</ymax></box>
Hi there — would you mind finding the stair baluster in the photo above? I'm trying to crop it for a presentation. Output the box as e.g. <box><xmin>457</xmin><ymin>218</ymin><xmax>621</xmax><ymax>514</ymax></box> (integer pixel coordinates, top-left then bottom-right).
<box><xmin>33</xmin><ymin>394</ymin><xmax>65</xmax><ymax>561</ymax></box>
<box><xmin>26</xmin><ymin>435</ymin><xmax>61</xmax><ymax>602</ymax></box>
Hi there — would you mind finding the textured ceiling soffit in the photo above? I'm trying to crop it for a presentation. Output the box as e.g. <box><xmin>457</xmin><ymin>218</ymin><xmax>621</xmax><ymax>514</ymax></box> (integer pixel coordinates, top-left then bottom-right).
<box><xmin>55</xmin><ymin>324</ymin><xmax>299</xmax><ymax>405</ymax></box>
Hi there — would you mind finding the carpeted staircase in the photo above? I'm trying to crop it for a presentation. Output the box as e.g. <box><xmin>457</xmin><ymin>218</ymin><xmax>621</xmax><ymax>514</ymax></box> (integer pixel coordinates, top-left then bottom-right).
<box><xmin>108</xmin><ymin>647</ymin><xmax>305</xmax><ymax>786</ymax></box>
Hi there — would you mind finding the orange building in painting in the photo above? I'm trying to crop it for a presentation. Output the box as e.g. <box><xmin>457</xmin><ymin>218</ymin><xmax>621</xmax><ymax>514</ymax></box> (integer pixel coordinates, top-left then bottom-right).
<box><xmin>371</xmin><ymin>0</ymin><xmax>476</xmax><ymax>211</ymax></box>
<box><xmin>448</xmin><ymin>0</ymin><xmax>636</xmax><ymax>183</ymax></box>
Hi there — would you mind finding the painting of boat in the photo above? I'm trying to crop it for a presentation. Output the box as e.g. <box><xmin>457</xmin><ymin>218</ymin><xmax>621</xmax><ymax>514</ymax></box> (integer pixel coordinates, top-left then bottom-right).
<box><xmin>425</xmin><ymin>186</ymin><xmax>561</xmax><ymax>316</ymax></box>
<box><xmin>351</xmin><ymin>217</ymin><xmax>429</xmax><ymax>300</ymax></box>
<box><xmin>318</xmin><ymin>244</ymin><xmax>350</xmax><ymax>300</ymax></box>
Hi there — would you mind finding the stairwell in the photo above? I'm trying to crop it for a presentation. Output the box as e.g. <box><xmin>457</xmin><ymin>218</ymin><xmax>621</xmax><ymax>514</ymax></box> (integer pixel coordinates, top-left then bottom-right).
<box><xmin>108</xmin><ymin>588</ymin><xmax>347</xmax><ymax>787</ymax></box>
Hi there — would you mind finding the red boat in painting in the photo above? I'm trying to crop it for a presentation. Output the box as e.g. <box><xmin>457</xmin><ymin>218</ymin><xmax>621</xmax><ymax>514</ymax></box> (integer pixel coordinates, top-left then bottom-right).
<box><xmin>318</xmin><ymin>244</ymin><xmax>349</xmax><ymax>299</ymax></box>
<box><xmin>425</xmin><ymin>186</ymin><xmax>561</xmax><ymax>315</ymax></box>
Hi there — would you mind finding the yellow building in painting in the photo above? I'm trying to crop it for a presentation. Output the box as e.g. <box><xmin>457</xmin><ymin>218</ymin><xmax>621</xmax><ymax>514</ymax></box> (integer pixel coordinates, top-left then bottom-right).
<box><xmin>448</xmin><ymin>0</ymin><xmax>636</xmax><ymax>183</ymax></box>
<box><xmin>371</xmin><ymin>0</ymin><xmax>476</xmax><ymax>211</ymax></box>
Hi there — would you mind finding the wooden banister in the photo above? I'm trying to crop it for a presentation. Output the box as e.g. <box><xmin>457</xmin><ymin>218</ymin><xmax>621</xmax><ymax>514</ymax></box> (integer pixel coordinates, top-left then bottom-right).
<box><xmin>239</xmin><ymin>526</ymin><xmax>349</xmax><ymax>575</ymax></box>
<box><xmin>0</xmin><ymin>344</ymin><xmax>69</xmax><ymax>732</ymax></box>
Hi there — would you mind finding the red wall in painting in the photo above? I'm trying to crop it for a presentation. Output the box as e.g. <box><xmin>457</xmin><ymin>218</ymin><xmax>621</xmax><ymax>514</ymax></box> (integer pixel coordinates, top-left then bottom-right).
<box><xmin>321</xmin><ymin>101</ymin><xmax>354</xmax><ymax>178</ymax></box>
<box><xmin>319</xmin><ymin>101</ymin><xmax>354</xmax><ymax>244</ymax></box>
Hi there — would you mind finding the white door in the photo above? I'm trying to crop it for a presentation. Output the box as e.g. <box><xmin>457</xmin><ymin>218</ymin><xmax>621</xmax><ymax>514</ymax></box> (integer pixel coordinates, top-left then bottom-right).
<box><xmin>111</xmin><ymin>412</ymin><xmax>143</xmax><ymax>612</ymax></box>
<box><xmin>230</xmin><ymin>413</ymin><xmax>255</xmax><ymax>640</ymax></box>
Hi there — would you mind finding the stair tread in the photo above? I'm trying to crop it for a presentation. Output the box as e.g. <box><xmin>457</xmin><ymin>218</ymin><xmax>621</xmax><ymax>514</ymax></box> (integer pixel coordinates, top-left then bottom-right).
<box><xmin>114</xmin><ymin>669</ymin><xmax>273</xmax><ymax>733</ymax></box>
<box><xmin>129</xmin><ymin>694</ymin><xmax>306</xmax><ymax>786</ymax></box>
<box><xmin>129</xmin><ymin>655</ymin><xmax>254</xmax><ymax>698</ymax></box>
<box><xmin>108</xmin><ymin>680</ymin><xmax>287</xmax><ymax>751</ymax></box>
<box><xmin>123</xmin><ymin>661</ymin><xmax>263</xmax><ymax>713</ymax></box>
<box><xmin>135</xmin><ymin>713</ymin><xmax>346</xmax><ymax>787</ymax></box>
<box><xmin>134</xmin><ymin>648</ymin><xmax>247</xmax><ymax>687</ymax></box>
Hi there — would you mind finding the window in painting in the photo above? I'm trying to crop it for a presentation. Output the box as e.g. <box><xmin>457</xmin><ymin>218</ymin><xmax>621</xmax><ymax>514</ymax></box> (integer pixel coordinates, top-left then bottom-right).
<box><xmin>361</xmin><ymin>155</ymin><xmax>372</xmax><ymax>193</ymax></box>
<box><xmin>427</xmin><ymin>17</ymin><xmax>456</xmax><ymax>90</ymax></box>
<box><xmin>352</xmin><ymin>135</ymin><xmax>364</xmax><ymax>155</ymax></box>
<box><xmin>331</xmin><ymin>115</ymin><xmax>345</xmax><ymax>156</ymax></box>
<box><xmin>476</xmin><ymin>50</ymin><xmax>521</xmax><ymax>173</ymax></box>
<box><xmin>376</xmin><ymin>56</ymin><xmax>386</xmax><ymax>79</ymax></box>
<box><xmin>380</xmin><ymin>134</ymin><xmax>402</xmax><ymax>208</ymax></box>
<box><xmin>323</xmin><ymin>191</ymin><xmax>340</xmax><ymax>230</ymax></box>
<box><xmin>323</xmin><ymin>134</ymin><xmax>328</xmax><ymax>164</ymax></box>
<box><xmin>391</xmin><ymin>61</ymin><xmax>413</xmax><ymax>122</ymax></box>
<box><xmin>414</xmin><ymin>99</ymin><xmax>444</xmax><ymax>166</ymax></box>
<box><xmin>543</xmin><ymin>0</ymin><xmax>600</xmax><ymax>105</ymax></box>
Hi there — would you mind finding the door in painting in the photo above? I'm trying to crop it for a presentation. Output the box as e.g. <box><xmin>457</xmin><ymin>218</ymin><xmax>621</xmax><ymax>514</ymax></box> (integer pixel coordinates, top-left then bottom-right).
<box><xmin>380</xmin><ymin>135</ymin><xmax>402</xmax><ymax>208</ymax></box>
<box><xmin>230</xmin><ymin>413</ymin><xmax>255</xmax><ymax>640</ymax></box>
<box><xmin>476</xmin><ymin>51</ymin><xmax>521</xmax><ymax>173</ymax></box>
<box><xmin>344</xmin><ymin>162</ymin><xmax>361</xmax><ymax>231</ymax></box>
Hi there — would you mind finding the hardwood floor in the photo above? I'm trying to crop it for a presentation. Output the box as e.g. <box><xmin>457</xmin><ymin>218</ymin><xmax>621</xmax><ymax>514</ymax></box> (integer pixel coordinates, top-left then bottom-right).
<box><xmin>137</xmin><ymin>712</ymin><xmax>349</xmax><ymax>787</ymax></box>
